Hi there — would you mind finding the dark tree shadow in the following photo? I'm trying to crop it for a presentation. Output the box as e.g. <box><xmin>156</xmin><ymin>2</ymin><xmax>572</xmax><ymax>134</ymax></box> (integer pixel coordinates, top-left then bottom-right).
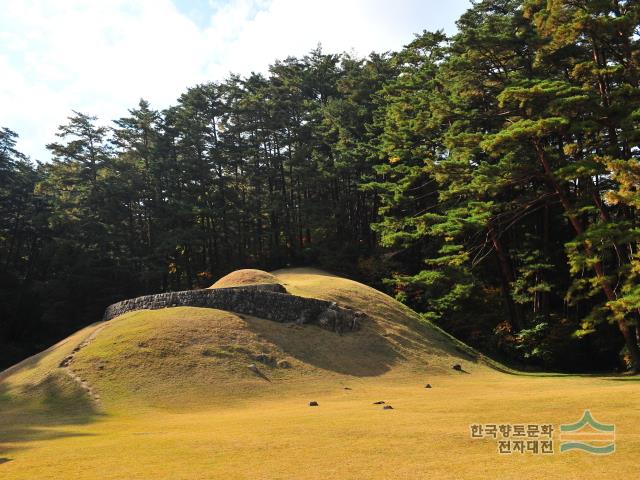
<box><xmin>0</xmin><ymin>372</ymin><xmax>104</xmax><ymax>463</ymax></box>
<box><xmin>243</xmin><ymin>314</ymin><xmax>401</xmax><ymax>377</ymax></box>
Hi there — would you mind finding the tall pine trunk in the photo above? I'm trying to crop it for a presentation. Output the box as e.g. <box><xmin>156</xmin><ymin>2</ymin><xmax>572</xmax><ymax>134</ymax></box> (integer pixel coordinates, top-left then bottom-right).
<box><xmin>535</xmin><ymin>142</ymin><xmax>640</xmax><ymax>372</ymax></box>
<box><xmin>489</xmin><ymin>223</ymin><xmax>524</xmax><ymax>331</ymax></box>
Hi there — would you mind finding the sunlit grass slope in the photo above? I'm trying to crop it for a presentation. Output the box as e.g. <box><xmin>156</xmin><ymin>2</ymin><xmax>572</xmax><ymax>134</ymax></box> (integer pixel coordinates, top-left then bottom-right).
<box><xmin>1</xmin><ymin>269</ymin><xmax>638</xmax><ymax>479</ymax></box>
<box><xmin>1</xmin><ymin>269</ymin><xmax>472</xmax><ymax>411</ymax></box>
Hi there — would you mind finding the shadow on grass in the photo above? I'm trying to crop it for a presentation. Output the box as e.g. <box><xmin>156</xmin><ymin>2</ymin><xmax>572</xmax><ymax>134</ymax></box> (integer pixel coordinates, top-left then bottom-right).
<box><xmin>243</xmin><ymin>314</ymin><xmax>401</xmax><ymax>376</ymax></box>
<box><xmin>0</xmin><ymin>372</ymin><xmax>104</xmax><ymax>463</ymax></box>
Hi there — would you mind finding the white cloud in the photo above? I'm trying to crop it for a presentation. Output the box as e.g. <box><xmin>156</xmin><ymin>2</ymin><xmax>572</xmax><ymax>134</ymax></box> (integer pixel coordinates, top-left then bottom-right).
<box><xmin>0</xmin><ymin>0</ymin><xmax>470</xmax><ymax>161</ymax></box>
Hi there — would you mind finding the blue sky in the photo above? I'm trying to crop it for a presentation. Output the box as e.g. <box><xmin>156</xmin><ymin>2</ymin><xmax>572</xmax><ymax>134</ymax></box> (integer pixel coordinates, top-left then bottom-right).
<box><xmin>0</xmin><ymin>0</ymin><xmax>471</xmax><ymax>161</ymax></box>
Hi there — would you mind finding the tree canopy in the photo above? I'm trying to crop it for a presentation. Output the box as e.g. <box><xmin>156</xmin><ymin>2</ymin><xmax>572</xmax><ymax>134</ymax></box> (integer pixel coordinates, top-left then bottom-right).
<box><xmin>2</xmin><ymin>0</ymin><xmax>640</xmax><ymax>373</ymax></box>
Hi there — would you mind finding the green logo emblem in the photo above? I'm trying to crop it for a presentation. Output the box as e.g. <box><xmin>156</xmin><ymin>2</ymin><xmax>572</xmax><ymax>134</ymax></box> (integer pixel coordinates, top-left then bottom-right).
<box><xmin>559</xmin><ymin>410</ymin><xmax>615</xmax><ymax>455</ymax></box>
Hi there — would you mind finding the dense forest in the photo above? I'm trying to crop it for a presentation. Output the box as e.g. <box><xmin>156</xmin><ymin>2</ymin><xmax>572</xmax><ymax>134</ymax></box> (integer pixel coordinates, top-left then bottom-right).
<box><xmin>2</xmin><ymin>0</ymin><xmax>640</xmax><ymax>373</ymax></box>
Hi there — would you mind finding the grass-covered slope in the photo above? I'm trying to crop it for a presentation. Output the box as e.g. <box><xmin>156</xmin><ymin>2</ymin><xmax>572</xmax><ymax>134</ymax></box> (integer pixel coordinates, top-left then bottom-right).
<box><xmin>0</xmin><ymin>269</ymin><xmax>472</xmax><ymax>412</ymax></box>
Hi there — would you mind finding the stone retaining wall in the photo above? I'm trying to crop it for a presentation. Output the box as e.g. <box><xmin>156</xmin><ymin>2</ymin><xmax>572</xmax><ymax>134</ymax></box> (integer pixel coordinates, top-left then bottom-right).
<box><xmin>102</xmin><ymin>285</ymin><xmax>362</xmax><ymax>334</ymax></box>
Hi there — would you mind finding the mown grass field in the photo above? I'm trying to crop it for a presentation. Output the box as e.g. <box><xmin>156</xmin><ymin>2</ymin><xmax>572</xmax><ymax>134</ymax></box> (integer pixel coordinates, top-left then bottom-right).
<box><xmin>1</xmin><ymin>269</ymin><xmax>638</xmax><ymax>479</ymax></box>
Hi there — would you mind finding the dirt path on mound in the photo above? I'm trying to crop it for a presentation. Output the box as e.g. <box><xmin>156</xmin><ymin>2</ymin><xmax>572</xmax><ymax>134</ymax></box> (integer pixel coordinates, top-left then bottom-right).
<box><xmin>58</xmin><ymin>323</ymin><xmax>109</xmax><ymax>403</ymax></box>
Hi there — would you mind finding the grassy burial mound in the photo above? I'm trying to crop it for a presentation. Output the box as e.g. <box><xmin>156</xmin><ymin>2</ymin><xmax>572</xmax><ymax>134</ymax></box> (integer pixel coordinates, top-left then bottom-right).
<box><xmin>3</xmin><ymin>269</ymin><xmax>637</xmax><ymax>479</ymax></box>
<box><xmin>0</xmin><ymin>269</ymin><xmax>471</xmax><ymax>412</ymax></box>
